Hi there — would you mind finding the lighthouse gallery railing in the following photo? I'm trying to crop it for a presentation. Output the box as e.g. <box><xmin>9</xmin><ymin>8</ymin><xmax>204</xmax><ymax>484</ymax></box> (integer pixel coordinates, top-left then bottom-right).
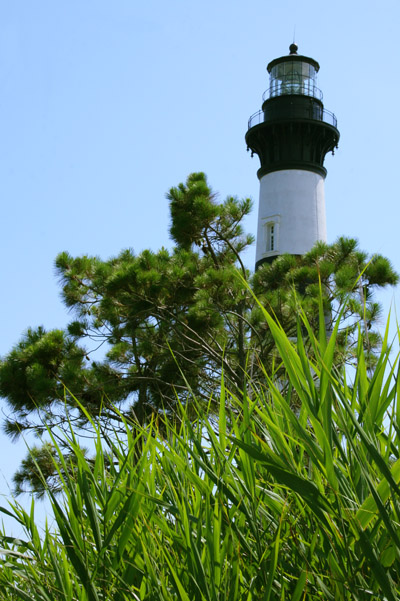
<box><xmin>248</xmin><ymin>105</ymin><xmax>338</xmax><ymax>130</ymax></box>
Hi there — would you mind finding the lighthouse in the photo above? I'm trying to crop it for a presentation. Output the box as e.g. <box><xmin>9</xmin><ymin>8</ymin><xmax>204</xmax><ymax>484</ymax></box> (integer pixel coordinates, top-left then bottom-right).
<box><xmin>246</xmin><ymin>44</ymin><xmax>340</xmax><ymax>270</ymax></box>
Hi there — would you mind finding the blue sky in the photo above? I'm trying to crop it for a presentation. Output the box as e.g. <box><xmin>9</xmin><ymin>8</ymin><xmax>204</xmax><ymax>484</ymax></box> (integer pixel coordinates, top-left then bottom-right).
<box><xmin>0</xmin><ymin>0</ymin><xmax>399</xmax><ymax>532</ymax></box>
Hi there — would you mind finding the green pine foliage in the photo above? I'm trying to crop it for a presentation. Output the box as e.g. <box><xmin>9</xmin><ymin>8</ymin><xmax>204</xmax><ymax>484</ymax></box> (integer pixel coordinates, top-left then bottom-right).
<box><xmin>0</xmin><ymin>173</ymin><xmax>397</xmax><ymax>495</ymax></box>
<box><xmin>1</xmin><ymin>301</ymin><xmax>400</xmax><ymax>599</ymax></box>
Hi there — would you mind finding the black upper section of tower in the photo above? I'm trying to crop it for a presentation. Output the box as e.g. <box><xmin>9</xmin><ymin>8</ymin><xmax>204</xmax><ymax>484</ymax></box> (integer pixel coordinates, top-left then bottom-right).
<box><xmin>245</xmin><ymin>44</ymin><xmax>340</xmax><ymax>179</ymax></box>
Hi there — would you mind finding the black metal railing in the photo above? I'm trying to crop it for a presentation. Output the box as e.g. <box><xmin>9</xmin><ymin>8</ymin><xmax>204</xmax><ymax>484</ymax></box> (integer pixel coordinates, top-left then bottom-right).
<box><xmin>262</xmin><ymin>84</ymin><xmax>323</xmax><ymax>102</ymax></box>
<box><xmin>247</xmin><ymin>106</ymin><xmax>338</xmax><ymax>130</ymax></box>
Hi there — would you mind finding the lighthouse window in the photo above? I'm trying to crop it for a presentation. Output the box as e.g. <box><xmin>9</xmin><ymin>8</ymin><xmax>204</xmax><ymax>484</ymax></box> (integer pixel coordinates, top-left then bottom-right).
<box><xmin>266</xmin><ymin>222</ymin><xmax>277</xmax><ymax>252</ymax></box>
<box><xmin>269</xmin><ymin>224</ymin><xmax>275</xmax><ymax>250</ymax></box>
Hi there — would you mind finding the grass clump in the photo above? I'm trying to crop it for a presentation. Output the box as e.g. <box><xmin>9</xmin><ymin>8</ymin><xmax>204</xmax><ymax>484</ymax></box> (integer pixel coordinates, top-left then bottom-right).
<box><xmin>1</xmin><ymin>302</ymin><xmax>400</xmax><ymax>600</ymax></box>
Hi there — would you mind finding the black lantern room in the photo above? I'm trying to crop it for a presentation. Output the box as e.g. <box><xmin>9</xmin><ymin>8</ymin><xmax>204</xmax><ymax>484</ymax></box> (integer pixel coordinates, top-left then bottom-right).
<box><xmin>245</xmin><ymin>44</ymin><xmax>340</xmax><ymax>179</ymax></box>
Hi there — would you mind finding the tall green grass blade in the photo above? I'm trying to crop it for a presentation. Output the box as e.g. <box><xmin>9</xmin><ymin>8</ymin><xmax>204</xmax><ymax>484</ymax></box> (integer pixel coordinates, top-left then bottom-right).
<box><xmin>161</xmin><ymin>548</ymin><xmax>191</xmax><ymax>601</ymax></box>
<box><xmin>356</xmin><ymin>458</ymin><xmax>400</xmax><ymax>530</ymax></box>
<box><xmin>291</xmin><ymin>570</ymin><xmax>307</xmax><ymax>601</ymax></box>
<box><xmin>263</xmin><ymin>507</ymin><xmax>284</xmax><ymax>601</ymax></box>
<box><xmin>219</xmin><ymin>368</ymin><xmax>227</xmax><ymax>450</ymax></box>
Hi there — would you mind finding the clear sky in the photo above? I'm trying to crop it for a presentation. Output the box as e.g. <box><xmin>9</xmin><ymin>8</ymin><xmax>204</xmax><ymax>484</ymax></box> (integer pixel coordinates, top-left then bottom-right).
<box><xmin>0</xmin><ymin>0</ymin><xmax>399</xmax><ymax>532</ymax></box>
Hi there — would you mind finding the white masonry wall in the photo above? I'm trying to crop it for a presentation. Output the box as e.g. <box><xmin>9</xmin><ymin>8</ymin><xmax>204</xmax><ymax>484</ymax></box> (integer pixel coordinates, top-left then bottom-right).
<box><xmin>255</xmin><ymin>169</ymin><xmax>327</xmax><ymax>265</ymax></box>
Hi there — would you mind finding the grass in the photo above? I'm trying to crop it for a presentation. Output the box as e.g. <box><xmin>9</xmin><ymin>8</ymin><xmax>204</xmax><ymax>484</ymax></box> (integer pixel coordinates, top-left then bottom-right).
<box><xmin>1</xmin><ymin>300</ymin><xmax>400</xmax><ymax>599</ymax></box>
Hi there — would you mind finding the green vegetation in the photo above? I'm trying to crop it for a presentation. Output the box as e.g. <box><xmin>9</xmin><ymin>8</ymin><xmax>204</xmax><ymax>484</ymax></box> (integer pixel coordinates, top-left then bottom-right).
<box><xmin>0</xmin><ymin>172</ymin><xmax>399</xmax><ymax>598</ymax></box>
<box><xmin>1</xmin><ymin>297</ymin><xmax>400</xmax><ymax>599</ymax></box>
<box><xmin>0</xmin><ymin>173</ymin><xmax>397</xmax><ymax>495</ymax></box>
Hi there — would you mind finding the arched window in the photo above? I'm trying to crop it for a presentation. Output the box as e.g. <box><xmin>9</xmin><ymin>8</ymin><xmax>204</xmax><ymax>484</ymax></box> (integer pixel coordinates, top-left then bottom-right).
<box><xmin>262</xmin><ymin>215</ymin><xmax>280</xmax><ymax>256</ymax></box>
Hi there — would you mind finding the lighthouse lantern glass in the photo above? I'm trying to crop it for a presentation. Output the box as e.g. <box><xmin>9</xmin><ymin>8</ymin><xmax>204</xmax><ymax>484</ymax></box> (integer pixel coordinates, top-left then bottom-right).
<box><xmin>269</xmin><ymin>61</ymin><xmax>318</xmax><ymax>98</ymax></box>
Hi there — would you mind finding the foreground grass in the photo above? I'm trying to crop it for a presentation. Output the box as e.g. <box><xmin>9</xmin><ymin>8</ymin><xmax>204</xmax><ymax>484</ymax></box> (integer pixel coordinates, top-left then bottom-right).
<box><xmin>1</xmin><ymin>305</ymin><xmax>400</xmax><ymax>600</ymax></box>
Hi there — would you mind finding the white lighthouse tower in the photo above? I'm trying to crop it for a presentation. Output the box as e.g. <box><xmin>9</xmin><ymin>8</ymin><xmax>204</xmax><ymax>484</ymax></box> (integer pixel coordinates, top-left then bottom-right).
<box><xmin>246</xmin><ymin>44</ymin><xmax>340</xmax><ymax>269</ymax></box>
